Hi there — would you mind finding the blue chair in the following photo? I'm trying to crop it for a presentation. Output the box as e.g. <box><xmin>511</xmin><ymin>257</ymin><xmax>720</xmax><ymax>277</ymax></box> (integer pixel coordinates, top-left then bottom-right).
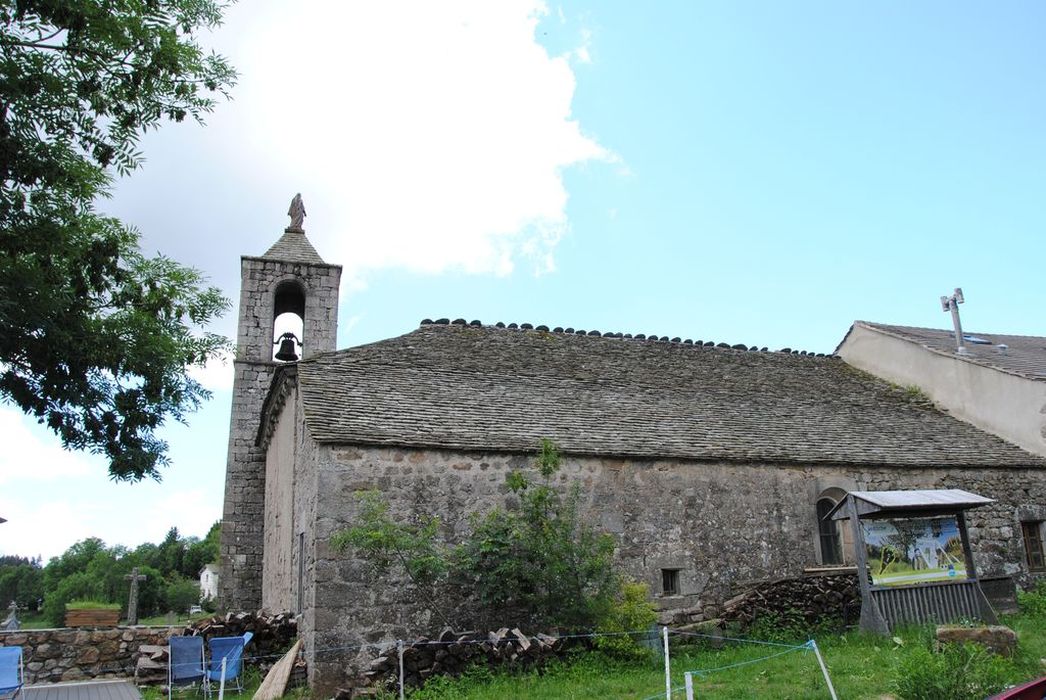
<box><xmin>168</xmin><ymin>635</ymin><xmax>208</xmax><ymax>700</ymax></box>
<box><xmin>0</xmin><ymin>647</ymin><xmax>23</xmax><ymax>700</ymax></box>
<box><xmin>206</xmin><ymin>632</ymin><xmax>253</xmax><ymax>694</ymax></box>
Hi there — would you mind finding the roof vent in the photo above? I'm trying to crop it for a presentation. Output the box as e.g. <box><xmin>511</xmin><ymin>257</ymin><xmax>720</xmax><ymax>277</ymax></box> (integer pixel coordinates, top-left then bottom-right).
<box><xmin>996</xmin><ymin>343</ymin><xmax>1009</xmax><ymax>354</ymax></box>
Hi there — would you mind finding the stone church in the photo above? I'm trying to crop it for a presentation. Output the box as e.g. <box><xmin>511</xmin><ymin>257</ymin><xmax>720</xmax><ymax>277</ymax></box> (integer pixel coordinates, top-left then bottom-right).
<box><xmin>220</xmin><ymin>216</ymin><xmax>1046</xmax><ymax>691</ymax></box>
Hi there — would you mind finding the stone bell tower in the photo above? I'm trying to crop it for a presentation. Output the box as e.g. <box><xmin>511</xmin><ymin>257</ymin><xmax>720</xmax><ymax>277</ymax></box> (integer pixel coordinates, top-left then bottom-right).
<box><xmin>219</xmin><ymin>195</ymin><xmax>341</xmax><ymax>611</ymax></box>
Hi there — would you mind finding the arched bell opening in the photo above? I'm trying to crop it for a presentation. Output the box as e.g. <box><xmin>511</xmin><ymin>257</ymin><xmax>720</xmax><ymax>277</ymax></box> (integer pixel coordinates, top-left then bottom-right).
<box><xmin>272</xmin><ymin>280</ymin><xmax>306</xmax><ymax>362</ymax></box>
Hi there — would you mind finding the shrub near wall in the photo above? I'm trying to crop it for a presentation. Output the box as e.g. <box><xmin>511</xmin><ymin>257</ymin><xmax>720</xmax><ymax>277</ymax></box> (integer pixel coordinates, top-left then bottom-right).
<box><xmin>0</xmin><ymin>626</ymin><xmax>178</xmax><ymax>683</ymax></box>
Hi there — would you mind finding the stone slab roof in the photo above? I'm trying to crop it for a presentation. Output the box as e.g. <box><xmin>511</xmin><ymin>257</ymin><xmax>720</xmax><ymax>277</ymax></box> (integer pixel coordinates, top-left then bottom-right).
<box><xmin>293</xmin><ymin>322</ymin><xmax>1046</xmax><ymax>468</ymax></box>
<box><xmin>849</xmin><ymin>322</ymin><xmax>1046</xmax><ymax>381</ymax></box>
<box><xmin>261</xmin><ymin>228</ymin><xmax>326</xmax><ymax>265</ymax></box>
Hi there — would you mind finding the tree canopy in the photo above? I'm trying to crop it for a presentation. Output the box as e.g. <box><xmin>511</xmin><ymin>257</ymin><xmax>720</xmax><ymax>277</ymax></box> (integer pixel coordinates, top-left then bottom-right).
<box><xmin>0</xmin><ymin>523</ymin><xmax>223</xmax><ymax>625</ymax></box>
<box><xmin>0</xmin><ymin>0</ymin><xmax>237</xmax><ymax>480</ymax></box>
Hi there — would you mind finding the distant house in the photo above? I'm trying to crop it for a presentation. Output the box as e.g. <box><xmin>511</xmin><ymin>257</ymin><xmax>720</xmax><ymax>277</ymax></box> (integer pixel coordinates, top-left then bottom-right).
<box><xmin>199</xmin><ymin>564</ymin><xmax>219</xmax><ymax>602</ymax></box>
<box><xmin>837</xmin><ymin>322</ymin><xmax>1046</xmax><ymax>458</ymax></box>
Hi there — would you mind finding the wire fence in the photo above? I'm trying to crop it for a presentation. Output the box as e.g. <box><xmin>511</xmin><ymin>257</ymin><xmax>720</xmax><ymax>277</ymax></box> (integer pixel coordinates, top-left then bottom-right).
<box><xmin>13</xmin><ymin>625</ymin><xmax>840</xmax><ymax>699</ymax></box>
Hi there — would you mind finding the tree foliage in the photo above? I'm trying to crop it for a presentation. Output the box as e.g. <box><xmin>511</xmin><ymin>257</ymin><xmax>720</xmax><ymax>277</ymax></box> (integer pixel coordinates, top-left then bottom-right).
<box><xmin>0</xmin><ymin>0</ymin><xmax>237</xmax><ymax>480</ymax></box>
<box><xmin>0</xmin><ymin>523</ymin><xmax>221</xmax><ymax>625</ymax></box>
<box><xmin>454</xmin><ymin>439</ymin><xmax>617</xmax><ymax>629</ymax></box>
<box><xmin>331</xmin><ymin>491</ymin><xmax>452</xmax><ymax>627</ymax></box>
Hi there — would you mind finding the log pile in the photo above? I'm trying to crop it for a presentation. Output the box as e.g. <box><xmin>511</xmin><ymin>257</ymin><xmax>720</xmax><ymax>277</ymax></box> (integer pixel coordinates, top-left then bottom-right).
<box><xmin>358</xmin><ymin>627</ymin><xmax>576</xmax><ymax>691</ymax></box>
<box><xmin>183</xmin><ymin>610</ymin><xmax>298</xmax><ymax>674</ymax></box>
<box><xmin>133</xmin><ymin>611</ymin><xmax>299</xmax><ymax>685</ymax></box>
<box><xmin>719</xmin><ymin>574</ymin><xmax>860</xmax><ymax>628</ymax></box>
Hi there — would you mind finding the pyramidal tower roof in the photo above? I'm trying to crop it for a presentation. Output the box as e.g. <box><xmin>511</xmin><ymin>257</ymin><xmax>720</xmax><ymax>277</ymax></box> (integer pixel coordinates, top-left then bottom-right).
<box><xmin>259</xmin><ymin>193</ymin><xmax>328</xmax><ymax>265</ymax></box>
<box><xmin>262</xmin><ymin>228</ymin><xmax>327</xmax><ymax>265</ymax></box>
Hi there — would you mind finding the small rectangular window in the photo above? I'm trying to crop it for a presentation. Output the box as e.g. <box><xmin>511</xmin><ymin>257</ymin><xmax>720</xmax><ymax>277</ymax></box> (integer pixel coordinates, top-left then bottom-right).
<box><xmin>1022</xmin><ymin>521</ymin><xmax>1045</xmax><ymax>572</ymax></box>
<box><xmin>661</xmin><ymin>568</ymin><xmax>680</xmax><ymax>596</ymax></box>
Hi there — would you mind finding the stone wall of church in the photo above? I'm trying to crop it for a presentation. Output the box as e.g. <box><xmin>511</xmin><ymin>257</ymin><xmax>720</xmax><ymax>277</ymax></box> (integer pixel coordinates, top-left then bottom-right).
<box><xmin>302</xmin><ymin>444</ymin><xmax>1046</xmax><ymax>693</ymax></box>
<box><xmin>262</xmin><ymin>385</ymin><xmax>299</xmax><ymax>612</ymax></box>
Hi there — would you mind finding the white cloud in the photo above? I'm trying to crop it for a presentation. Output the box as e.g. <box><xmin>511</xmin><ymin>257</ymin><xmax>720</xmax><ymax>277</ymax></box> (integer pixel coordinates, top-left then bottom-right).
<box><xmin>0</xmin><ymin>408</ymin><xmax>93</xmax><ymax>485</ymax></box>
<box><xmin>0</xmin><ymin>499</ymin><xmax>96</xmax><ymax>563</ymax></box>
<box><xmin>230</xmin><ymin>0</ymin><xmax>611</xmax><ymax>279</ymax></box>
<box><xmin>188</xmin><ymin>352</ymin><xmax>234</xmax><ymax>392</ymax></box>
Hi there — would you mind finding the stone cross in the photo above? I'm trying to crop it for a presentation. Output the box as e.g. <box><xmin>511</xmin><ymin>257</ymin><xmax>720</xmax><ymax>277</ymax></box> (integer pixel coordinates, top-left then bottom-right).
<box><xmin>125</xmin><ymin>567</ymin><xmax>147</xmax><ymax>625</ymax></box>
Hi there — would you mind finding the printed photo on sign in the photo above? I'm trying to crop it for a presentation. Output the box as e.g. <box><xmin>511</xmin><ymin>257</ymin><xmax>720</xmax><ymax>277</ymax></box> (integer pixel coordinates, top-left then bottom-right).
<box><xmin>861</xmin><ymin>517</ymin><xmax>966</xmax><ymax>587</ymax></box>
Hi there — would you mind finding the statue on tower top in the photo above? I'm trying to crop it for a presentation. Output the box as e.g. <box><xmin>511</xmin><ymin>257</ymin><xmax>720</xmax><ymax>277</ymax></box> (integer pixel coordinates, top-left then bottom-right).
<box><xmin>287</xmin><ymin>193</ymin><xmax>306</xmax><ymax>232</ymax></box>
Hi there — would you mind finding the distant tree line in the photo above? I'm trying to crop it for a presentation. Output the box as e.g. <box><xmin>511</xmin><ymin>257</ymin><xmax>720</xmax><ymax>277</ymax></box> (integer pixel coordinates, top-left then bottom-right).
<box><xmin>0</xmin><ymin>522</ymin><xmax>221</xmax><ymax>626</ymax></box>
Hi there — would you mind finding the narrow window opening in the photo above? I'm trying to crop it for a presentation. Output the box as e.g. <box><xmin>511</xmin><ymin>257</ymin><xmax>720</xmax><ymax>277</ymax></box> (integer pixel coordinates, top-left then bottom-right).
<box><xmin>1022</xmin><ymin>521</ymin><xmax>1045</xmax><ymax>572</ymax></box>
<box><xmin>297</xmin><ymin>532</ymin><xmax>306</xmax><ymax>613</ymax></box>
<box><xmin>661</xmin><ymin>568</ymin><xmax>680</xmax><ymax>596</ymax></box>
<box><xmin>817</xmin><ymin>498</ymin><xmax>843</xmax><ymax>565</ymax></box>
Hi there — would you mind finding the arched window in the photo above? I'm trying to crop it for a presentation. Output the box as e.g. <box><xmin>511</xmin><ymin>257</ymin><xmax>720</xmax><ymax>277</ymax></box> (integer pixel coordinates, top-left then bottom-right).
<box><xmin>816</xmin><ymin>497</ymin><xmax>843</xmax><ymax>565</ymax></box>
<box><xmin>272</xmin><ymin>280</ymin><xmax>306</xmax><ymax>362</ymax></box>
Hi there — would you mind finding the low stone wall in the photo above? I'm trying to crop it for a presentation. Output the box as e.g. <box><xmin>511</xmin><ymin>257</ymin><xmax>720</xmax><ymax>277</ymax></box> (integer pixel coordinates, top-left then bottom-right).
<box><xmin>0</xmin><ymin>626</ymin><xmax>179</xmax><ymax>684</ymax></box>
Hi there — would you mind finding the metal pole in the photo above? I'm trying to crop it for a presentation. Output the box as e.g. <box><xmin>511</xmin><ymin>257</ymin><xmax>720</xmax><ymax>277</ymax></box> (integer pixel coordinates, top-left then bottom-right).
<box><xmin>663</xmin><ymin>626</ymin><xmax>671</xmax><ymax>700</ymax></box>
<box><xmin>684</xmin><ymin>671</ymin><xmax>694</xmax><ymax>700</ymax></box>
<box><xmin>217</xmin><ymin>656</ymin><xmax>227</xmax><ymax>700</ymax></box>
<box><xmin>398</xmin><ymin>640</ymin><xmax>405</xmax><ymax>700</ymax></box>
<box><xmin>809</xmin><ymin>640</ymin><xmax>838</xmax><ymax>700</ymax></box>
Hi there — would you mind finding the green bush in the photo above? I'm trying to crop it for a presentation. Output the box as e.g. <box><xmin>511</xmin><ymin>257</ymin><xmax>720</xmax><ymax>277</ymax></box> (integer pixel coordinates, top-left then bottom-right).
<box><xmin>163</xmin><ymin>577</ymin><xmax>201</xmax><ymax>613</ymax></box>
<box><xmin>335</xmin><ymin>439</ymin><xmax>619</xmax><ymax>632</ymax></box>
<box><xmin>452</xmin><ymin>439</ymin><xmax>617</xmax><ymax>630</ymax></box>
<box><xmin>42</xmin><ymin>572</ymin><xmax>95</xmax><ymax>626</ymax></box>
<box><xmin>1017</xmin><ymin>580</ymin><xmax>1046</xmax><ymax>617</ymax></box>
<box><xmin>892</xmin><ymin>642</ymin><xmax>1013</xmax><ymax>700</ymax></box>
<box><xmin>594</xmin><ymin>581</ymin><xmax>658</xmax><ymax>659</ymax></box>
<box><xmin>738</xmin><ymin>607</ymin><xmax>843</xmax><ymax>644</ymax></box>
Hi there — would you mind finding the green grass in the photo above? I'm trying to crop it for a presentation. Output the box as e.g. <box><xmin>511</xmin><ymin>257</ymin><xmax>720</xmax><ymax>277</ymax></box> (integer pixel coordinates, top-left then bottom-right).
<box><xmin>66</xmin><ymin>600</ymin><xmax>121</xmax><ymax>610</ymax></box>
<box><xmin>135</xmin><ymin>611</ymin><xmax>213</xmax><ymax>626</ymax></box>
<box><xmin>390</xmin><ymin>613</ymin><xmax>1046</xmax><ymax>700</ymax></box>
<box><xmin>140</xmin><ymin>666</ymin><xmax>264</xmax><ymax>700</ymax></box>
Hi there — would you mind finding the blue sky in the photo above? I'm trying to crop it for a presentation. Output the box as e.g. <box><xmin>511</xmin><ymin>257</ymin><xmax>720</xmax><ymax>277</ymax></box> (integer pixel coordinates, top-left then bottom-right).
<box><xmin>3</xmin><ymin>1</ymin><xmax>1045</xmax><ymax>560</ymax></box>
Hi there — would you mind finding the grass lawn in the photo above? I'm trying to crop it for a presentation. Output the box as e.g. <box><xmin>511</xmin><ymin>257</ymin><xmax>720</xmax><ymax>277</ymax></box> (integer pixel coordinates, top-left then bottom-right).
<box><xmin>135</xmin><ymin>611</ymin><xmax>214</xmax><ymax>627</ymax></box>
<box><xmin>396</xmin><ymin>613</ymin><xmax>1046</xmax><ymax>700</ymax></box>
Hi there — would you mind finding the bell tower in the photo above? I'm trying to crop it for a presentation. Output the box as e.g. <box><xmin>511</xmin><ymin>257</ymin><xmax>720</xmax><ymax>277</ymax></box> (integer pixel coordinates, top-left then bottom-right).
<box><xmin>219</xmin><ymin>195</ymin><xmax>341</xmax><ymax>611</ymax></box>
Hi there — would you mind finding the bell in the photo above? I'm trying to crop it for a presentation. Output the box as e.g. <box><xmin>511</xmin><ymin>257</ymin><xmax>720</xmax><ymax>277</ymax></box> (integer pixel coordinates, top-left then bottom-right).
<box><xmin>274</xmin><ymin>332</ymin><xmax>300</xmax><ymax>362</ymax></box>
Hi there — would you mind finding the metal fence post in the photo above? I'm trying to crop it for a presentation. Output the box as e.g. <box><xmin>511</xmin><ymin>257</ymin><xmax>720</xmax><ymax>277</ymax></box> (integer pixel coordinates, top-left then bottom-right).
<box><xmin>663</xmin><ymin>626</ymin><xmax>672</xmax><ymax>700</ymax></box>
<box><xmin>217</xmin><ymin>656</ymin><xmax>227</xmax><ymax>700</ymax></box>
<box><xmin>809</xmin><ymin>640</ymin><xmax>838</xmax><ymax>700</ymax></box>
<box><xmin>397</xmin><ymin>640</ymin><xmax>405</xmax><ymax>700</ymax></box>
<box><xmin>684</xmin><ymin>671</ymin><xmax>694</xmax><ymax>700</ymax></box>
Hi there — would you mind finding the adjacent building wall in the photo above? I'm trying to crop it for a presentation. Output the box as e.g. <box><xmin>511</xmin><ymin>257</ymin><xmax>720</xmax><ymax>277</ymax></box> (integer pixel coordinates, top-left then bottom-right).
<box><xmin>838</xmin><ymin>324</ymin><xmax>1046</xmax><ymax>458</ymax></box>
<box><xmin>302</xmin><ymin>443</ymin><xmax>1046</xmax><ymax>693</ymax></box>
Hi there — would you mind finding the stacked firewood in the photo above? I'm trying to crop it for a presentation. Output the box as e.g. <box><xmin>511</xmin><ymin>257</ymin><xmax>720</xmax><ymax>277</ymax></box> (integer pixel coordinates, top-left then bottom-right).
<box><xmin>720</xmin><ymin>574</ymin><xmax>860</xmax><ymax>627</ymax></box>
<box><xmin>183</xmin><ymin>610</ymin><xmax>298</xmax><ymax>673</ymax></box>
<box><xmin>361</xmin><ymin>627</ymin><xmax>575</xmax><ymax>689</ymax></box>
<box><xmin>133</xmin><ymin>611</ymin><xmax>299</xmax><ymax>685</ymax></box>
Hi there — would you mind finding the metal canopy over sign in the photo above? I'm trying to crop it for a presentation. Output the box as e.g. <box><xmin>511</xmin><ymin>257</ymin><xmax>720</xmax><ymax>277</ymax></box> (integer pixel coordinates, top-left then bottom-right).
<box><xmin>830</xmin><ymin>489</ymin><xmax>998</xmax><ymax>634</ymax></box>
<box><xmin>827</xmin><ymin>489</ymin><xmax>994</xmax><ymax>520</ymax></box>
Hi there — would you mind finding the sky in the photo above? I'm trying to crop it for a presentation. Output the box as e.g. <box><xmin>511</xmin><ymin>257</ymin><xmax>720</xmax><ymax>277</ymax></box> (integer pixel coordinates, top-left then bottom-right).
<box><xmin>3</xmin><ymin>1</ymin><xmax>1046</xmax><ymax>562</ymax></box>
